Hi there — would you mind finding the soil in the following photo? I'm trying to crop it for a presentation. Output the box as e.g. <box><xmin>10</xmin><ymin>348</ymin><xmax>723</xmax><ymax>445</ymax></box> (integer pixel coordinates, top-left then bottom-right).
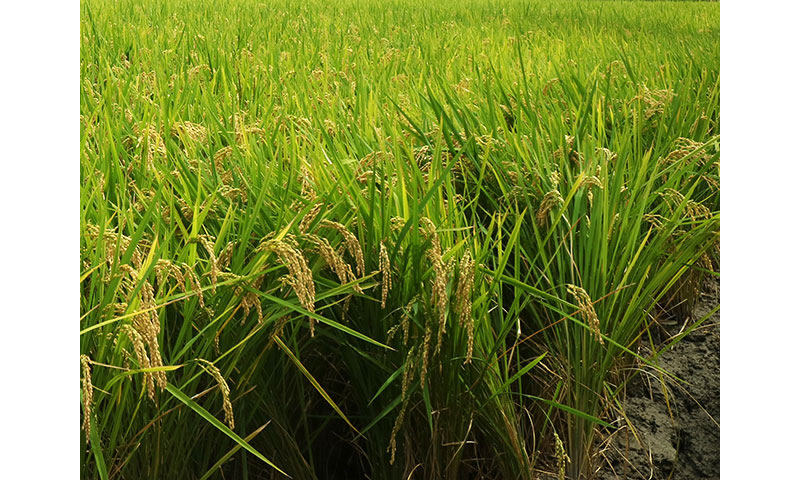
<box><xmin>594</xmin><ymin>278</ymin><xmax>720</xmax><ymax>480</ymax></box>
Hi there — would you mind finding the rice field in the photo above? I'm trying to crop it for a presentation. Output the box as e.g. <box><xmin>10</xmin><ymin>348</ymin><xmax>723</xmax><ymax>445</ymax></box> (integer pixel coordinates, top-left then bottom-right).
<box><xmin>79</xmin><ymin>0</ymin><xmax>720</xmax><ymax>478</ymax></box>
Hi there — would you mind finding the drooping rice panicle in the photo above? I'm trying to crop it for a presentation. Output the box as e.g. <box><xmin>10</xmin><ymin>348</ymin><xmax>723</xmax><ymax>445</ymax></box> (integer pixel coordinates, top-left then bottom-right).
<box><xmin>80</xmin><ymin>355</ymin><xmax>93</xmax><ymax>444</ymax></box>
<box><xmin>197</xmin><ymin>359</ymin><xmax>235</xmax><ymax>430</ymax></box>
<box><xmin>259</xmin><ymin>237</ymin><xmax>316</xmax><ymax>334</ymax></box>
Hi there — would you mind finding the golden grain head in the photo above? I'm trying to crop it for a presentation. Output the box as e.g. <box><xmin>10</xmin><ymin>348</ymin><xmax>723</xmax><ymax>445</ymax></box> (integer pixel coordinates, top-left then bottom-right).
<box><xmin>401</xmin><ymin>297</ymin><xmax>417</xmax><ymax>346</ymax></box>
<box><xmin>198</xmin><ymin>235</ymin><xmax>220</xmax><ymax>294</ymax></box>
<box><xmin>355</xmin><ymin>169</ymin><xmax>375</xmax><ymax>184</ymax></box>
<box><xmin>177</xmin><ymin>197</ymin><xmax>195</xmax><ymax>221</ymax></box>
<box><xmin>596</xmin><ymin>147</ymin><xmax>618</xmax><ymax>163</ymax></box>
<box><xmin>387</xmin><ymin>399</ymin><xmax>408</xmax><ymax>465</ymax></box>
<box><xmin>269</xmin><ymin>315</ymin><xmax>291</xmax><ymax>348</ymax></box>
<box><xmin>113</xmin><ymin>302</ymin><xmax>129</xmax><ymax>316</ymax></box>
<box><xmin>208</xmin><ymin>147</ymin><xmax>236</xmax><ymax>185</ymax></box>
<box><xmin>420</xmin><ymin>319</ymin><xmax>432</xmax><ymax>387</ymax></box>
<box><xmin>685</xmin><ymin>200</ymin><xmax>712</xmax><ymax>221</ymax></box>
<box><xmin>566</xmin><ymin>284</ymin><xmax>603</xmax><ymax>344</ymax></box>
<box><xmin>320</xmin><ymin>220</ymin><xmax>365</xmax><ymax>278</ymax></box>
<box><xmin>386</xmin><ymin>323</ymin><xmax>401</xmax><ymax>343</ymax></box>
<box><xmin>420</xmin><ymin>218</ymin><xmax>449</xmax><ymax>353</ymax></box>
<box><xmin>388</xmin><ymin>348</ymin><xmax>416</xmax><ymax>465</ymax></box>
<box><xmin>582</xmin><ymin>173</ymin><xmax>604</xmax><ymax>209</ymax></box>
<box><xmin>155</xmin><ymin>259</ymin><xmax>183</xmax><ymax>288</ymax></box>
<box><xmin>233</xmin><ymin>112</ymin><xmax>266</xmax><ymax>146</ymax></box>
<box><xmin>536</xmin><ymin>189</ymin><xmax>564</xmax><ymax>226</ymax></box>
<box><xmin>214</xmin><ymin>146</ymin><xmax>233</xmax><ymax>166</ymax></box>
<box><xmin>187</xmin><ymin>63</ymin><xmax>211</xmax><ymax>81</ymax></box>
<box><xmin>121</xmin><ymin>324</ymin><xmax>156</xmax><ymax>399</ymax></box>
<box><xmin>542</xmin><ymin>77</ymin><xmax>560</xmax><ymax>96</ymax></box>
<box><xmin>309</xmin><ymin>234</ymin><xmax>362</xmax><ymax>294</ymax></box>
<box><xmin>390</xmin><ymin>216</ymin><xmax>406</xmax><ymax>232</ymax></box>
<box><xmin>299</xmin><ymin>202</ymin><xmax>322</xmax><ymax>234</ymax></box>
<box><xmin>659</xmin><ymin>187</ymin><xmax>685</xmax><ymax>207</ymax></box>
<box><xmin>86</xmin><ymin>223</ymin><xmax>142</xmax><ymax>270</ymax></box>
<box><xmin>239</xmin><ymin>275</ymin><xmax>265</xmax><ymax>325</ymax></box>
<box><xmin>379</xmin><ymin>241</ymin><xmax>392</xmax><ymax>308</ymax></box>
<box><xmin>608</xmin><ymin>213</ymin><xmax>621</xmax><ymax>241</ymax></box>
<box><xmin>582</xmin><ymin>175</ymin><xmax>603</xmax><ymax>190</ymax></box>
<box><xmin>132</xmin><ymin>122</ymin><xmax>167</xmax><ymax>168</ymax></box>
<box><xmin>81</xmin><ymin>355</ymin><xmax>93</xmax><ymax>444</ymax></box>
<box><xmin>198</xmin><ymin>359</ymin><xmax>235</xmax><ymax>430</ymax></box>
<box><xmin>218</xmin><ymin>184</ymin><xmax>247</xmax><ymax>203</ymax></box>
<box><xmin>554</xmin><ymin>431</ymin><xmax>570</xmax><ymax>480</ymax></box>
<box><xmin>298</xmin><ymin>164</ymin><xmax>317</xmax><ymax>201</ymax></box>
<box><xmin>131</xmin><ymin>278</ymin><xmax>167</xmax><ymax>391</ymax></box>
<box><xmin>323</xmin><ymin>118</ymin><xmax>337</xmax><ymax>136</ymax></box>
<box><xmin>171</xmin><ymin>121</ymin><xmax>208</xmax><ymax>144</ymax></box>
<box><xmin>359</xmin><ymin>150</ymin><xmax>394</xmax><ymax>171</ymax></box>
<box><xmin>259</xmin><ymin>237</ymin><xmax>316</xmax><ymax>334</ymax></box>
<box><xmin>401</xmin><ymin>346</ymin><xmax>417</xmax><ymax>401</ymax></box>
<box><xmin>217</xmin><ymin>241</ymin><xmax>236</xmax><ymax>269</ymax></box>
<box><xmin>699</xmin><ymin>252</ymin><xmax>714</xmax><ymax>272</ymax></box>
<box><xmin>661</xmin><ymin>137</ymin><xmax>712</xmax><ymax>165</ymax></box>
<box><xmin>634</xmin><ymin>86</ymin><xmax>676</xmax><ymax>119</ymax></box>
<box><xmin>181</xmin><ymin>263</ymin><xmax>205</xmax><ymax>308</ymax></box>
<box><xmin>569</xmin><ymin>150</ymin><xmax>584</xmax><ymax>165</ymax></box>
<box><xmin>456</xmin><ymin>252</ymin><xmax>476</xmax><ymax>364</ymax></box>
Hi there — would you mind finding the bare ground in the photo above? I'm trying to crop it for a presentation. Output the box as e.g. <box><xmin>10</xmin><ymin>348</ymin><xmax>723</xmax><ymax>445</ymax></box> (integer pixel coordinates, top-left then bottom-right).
<box><xmin>594</xmin><ymin>278</ymin><xmax>720</xmax><ymax>480</ymax></box>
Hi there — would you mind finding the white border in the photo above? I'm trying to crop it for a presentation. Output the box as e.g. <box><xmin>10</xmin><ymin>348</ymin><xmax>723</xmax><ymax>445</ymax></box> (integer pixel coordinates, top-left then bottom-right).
<box><xmin>722</xmin><ymin>0</ymin><xmax>799</xmax><ymax>477</ymax></box>
<box><xmin>1</xmin><ymin>0</ymin><xmax>77</xmax><ymax>476</ymax></box>
<box><xmin>2</xmin><ymin>0</ymin><xmax>797</xmax><ymax>477</ymax></box>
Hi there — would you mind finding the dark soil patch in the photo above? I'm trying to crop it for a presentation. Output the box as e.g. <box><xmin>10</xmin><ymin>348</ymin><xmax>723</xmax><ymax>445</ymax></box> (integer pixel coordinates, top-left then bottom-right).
<box><xmin>594</xmin><ymin>278</ymin><xmax>720</xmax><ymax>480</ymax></box>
